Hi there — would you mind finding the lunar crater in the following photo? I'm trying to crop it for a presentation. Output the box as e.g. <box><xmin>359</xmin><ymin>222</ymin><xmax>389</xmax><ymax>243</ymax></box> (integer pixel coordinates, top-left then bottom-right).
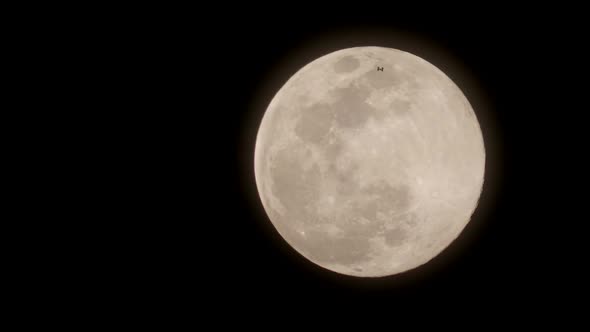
<box><xmin>334</xmin><ymin>55</ymin><xmax>360</xmax><ymax>73</ymax></box>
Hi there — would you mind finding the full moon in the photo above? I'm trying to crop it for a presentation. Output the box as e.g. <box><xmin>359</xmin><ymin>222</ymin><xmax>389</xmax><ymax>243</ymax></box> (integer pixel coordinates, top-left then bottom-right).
<box><xmin>254</xmin><ymin>47</ymin><xmax>485</xmax><ymax>277</ymax></box>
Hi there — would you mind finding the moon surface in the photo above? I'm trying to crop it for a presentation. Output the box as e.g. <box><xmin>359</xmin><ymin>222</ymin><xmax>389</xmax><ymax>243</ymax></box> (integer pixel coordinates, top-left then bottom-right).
<box><xmin>254</xmin><ymin>47</ymin><xmax>485</xmax><ymax>277</ymax></box>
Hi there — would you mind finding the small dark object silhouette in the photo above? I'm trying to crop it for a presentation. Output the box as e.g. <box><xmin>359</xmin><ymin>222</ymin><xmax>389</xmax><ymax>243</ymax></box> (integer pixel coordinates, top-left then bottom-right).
<box><xmin>377</xmin><ymin>66</ymin><xmax>384</xmax><ymax>71</ymax></box>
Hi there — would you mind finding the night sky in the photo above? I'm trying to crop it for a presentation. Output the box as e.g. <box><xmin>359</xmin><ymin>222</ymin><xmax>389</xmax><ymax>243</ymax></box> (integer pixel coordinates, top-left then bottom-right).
<box><xmin>100</xmin><ymin>5</ymin><xmax>586</xmax><ymax>317</ymax></box>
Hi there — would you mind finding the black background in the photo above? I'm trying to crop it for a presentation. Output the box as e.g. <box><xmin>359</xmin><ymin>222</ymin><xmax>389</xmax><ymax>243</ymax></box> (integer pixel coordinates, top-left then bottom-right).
<box><xmin>100</xmin><ymin>5</ymin><xmax>587</xmax><ymax>316</ymax></box>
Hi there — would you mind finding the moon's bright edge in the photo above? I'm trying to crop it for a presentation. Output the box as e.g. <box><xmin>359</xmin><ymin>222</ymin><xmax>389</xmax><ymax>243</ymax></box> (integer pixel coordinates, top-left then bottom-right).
<box><xmin>254</xmin><ymin>47</ymin><xmax>485</xmax><ymax>277</ymax></box>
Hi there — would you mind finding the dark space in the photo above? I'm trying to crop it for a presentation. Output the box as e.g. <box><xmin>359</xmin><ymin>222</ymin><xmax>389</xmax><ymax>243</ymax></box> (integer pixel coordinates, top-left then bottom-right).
<box><xmin>94</xmin><ymin>5</ymin><xmax>587</xmax><ymax>318</ymax></box>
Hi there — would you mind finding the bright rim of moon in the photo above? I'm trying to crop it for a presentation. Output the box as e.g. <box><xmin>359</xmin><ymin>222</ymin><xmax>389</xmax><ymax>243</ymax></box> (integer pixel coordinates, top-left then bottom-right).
<box><xmin>254</xmin><ymin>47</ymin><xmax>485</xmax><ymax>277</ymax></box>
